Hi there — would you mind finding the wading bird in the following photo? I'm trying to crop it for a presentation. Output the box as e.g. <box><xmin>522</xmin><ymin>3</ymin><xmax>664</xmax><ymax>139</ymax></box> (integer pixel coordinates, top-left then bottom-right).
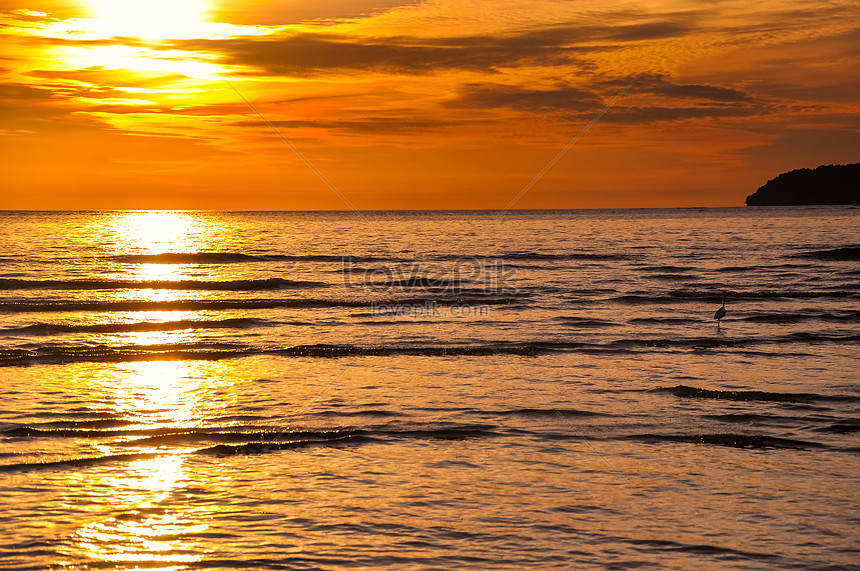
<box><xmin>714</xmin><ymin>292</ymin><xmax>727</xmax><ymax>326</ymax></box>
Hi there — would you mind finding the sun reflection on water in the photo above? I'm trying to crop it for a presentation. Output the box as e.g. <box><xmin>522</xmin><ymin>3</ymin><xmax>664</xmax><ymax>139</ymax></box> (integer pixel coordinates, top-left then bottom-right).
<box><xmin>72</xmin><ymin>455</ymin><xmax>209</xmax><ymax>567</ymax></box>
<box><xmin>113</xmin><ymin>211</ymin><xmax>202</xmax><ymax>255</ymax></box>
<box><xmin>52</xmin><ymin>212</ymin><xmax>238</xmax><ymax>567</ymax></box>
<box><xmin>112</xmin><ymin>360</ymin><xmax>207</xmax><ymax>427</ymax></box>
<box><xmin>105</xmin><ymin>210</ymin><xmax>217</xmax><ymax>287</ymax></box>
<box><xmin>64</xmin><ymin>359</ymin><xmax>236</xmax><ymax>567</ymax></box>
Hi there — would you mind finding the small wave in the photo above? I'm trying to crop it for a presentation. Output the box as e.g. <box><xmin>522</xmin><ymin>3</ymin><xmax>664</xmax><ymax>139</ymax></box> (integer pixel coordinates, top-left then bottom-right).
<box><xmin>5</xmin><ymin>419</ymin><xmax>134</xmax><ymax>431</ymax></box>
<box><xmin>313</xmin><ymin>409</ymin><xmax>402</xmax><ymax>418</ymax></box>
<box><xmin>269</xmin><ymin>343</ymin><xmax>555</xmax><ymax>358</ymax></box>
<box><xmin>780</xmin><ymin>331</ymin><xmax>860</xmax><ymax>343</ymax></box>
<box><xmin>0</xmin><ymin>278</ymin><xmax>326</xmax><ymax>291</ymax></box>
<box><xmin>627</xmin><ymin>538</ymin><xmax>779</xmax><ymax>561</ymax></box>
<box><xmin>640</xmin><ymin>265</ymin><xmax>692</xmax><ymax>273</ymax></box>
<box><xmin>474</xmin><ymin>408</ymin><xmax>606</xmax><ymax>418</ymax></box>
<box><xmin>702</xmin><ymin>413</ymin><xmax>803</xmax><ymax>425</ymax></box>
<box><xmin>0</xmin><ymin>296</ymin><xmax>516</xmax><ymax>314</ymax></box>
<box><xmin>4</xmin><ymin>425</ymin><xmax>205</xmax><ymax>439</ymax></box>
<box><xmin>0</xmin><ymin>318</ymin><xmax>266</xmax><ymax>336</ymax></box>
<box><xmin>124</xmin><ymin>428</ymin><xmax>362</xmax><ymax>447</ymax></box>
<box><xmin>0</xmin><ymin>341</ymin><xmax>562</xmax><ymax>366</ymax></box>
<box><xmin>740</xmin><ymin>311</ymin><xmax>860</xmax><ymax>324</ymax></box>
<box><xmin>0</xmin><ymin>340</ymin><xmax>504</xmax><ymax>367</ymax></box>
<box><xmin>612</xmin><ymin>289</ymin><xmax>860</xmax><ymax>304</ymax></box>
<box><xmin>812</xmin><ymin>420</ymin><xmax>860</xmax><ymax>434</ymax></box>
<box><xmin>109</xmin><ymin>253</ymin><xmax>401</xmax><ymax>264</ymax></box>
<box><xmin>554</xmin><ymin>316</ymin><xmax>619</xmax><ymax>328</ymax></box>
<box><xmin>363</xmin><ymin>278</ymin><xmax>469</xmax><ymax>289</ymax></box>
<box><xmin>4</xmin><ymin>330</ymin><xmax>854</xmax><ymax>365</ymax></box>
<box><xmin>387</xmin><ymin>425</ymin><xmax>498</xmax><ymax>440</ymax></box>
<box><xmin>1</xmin><ymin>424</ymin><xmax>501</xmax><ymax>468</ymax></box>
<box><xmin>3</xmin><ymin>425</ymin><xmax>357</xmax><ymax>442</ymax></box>
<box><xmin>7</xmin><ymin>423</ymin><xmax>499</xmax><ymax>447</ymax></box>
<box><xmin>713</xmin><ymin>266</ymin><xmax>755</xmax><ymax>272</ymax></box>
<box><xmin>492</xmin><ymin>252</ymin><xmax>630</xmax><ymax>261</ymax></box>
<box><xmin>797</xmin><ymin>246</ymin><xmax>860</xmax><ymax>261</ymax></box>
<box><xmin>196</xmin><ymin>435</ymin><xmax>374</xmax><ymax>456</ymax></box>
<box><xmin>629</xmin><ymin>433</ymin><xmax>825</xmax><ymax>450</ymax></box>
<box><xmin>648</xmin><ymin>274</ymin><xmax>695</xmax><ymax>281</ymax></box>
<box><xmin>607</xmin><ymin>337</ymin><xmax>752</xmax><ymax>350</ymax></box>
<box><xmin>628</xmin><ymin>317</ymin><xmax>699</xmax><ymax>325</ymax></box>
<box><xmin>656</xmin><ymin>384</ymin><xmax>854</xmax><ymax>403</ymax></box>
<box><xmin>0</xmin><ymin>452</ymin><xmax>161</xmax><ymax>473</ymax></box>
<box><xmin>611</xmin><ymin>294</ymin><xmax>693</xmax><ymax>305</ymax></box>
<box><xmin>0</xmin><ymin>342</ymin><xmax>245</xmax><ymax>366</ymax></box>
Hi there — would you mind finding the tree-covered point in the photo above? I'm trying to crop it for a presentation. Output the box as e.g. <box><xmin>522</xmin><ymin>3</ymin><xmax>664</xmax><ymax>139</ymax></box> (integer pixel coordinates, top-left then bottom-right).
<box><xmin>746</xmin><ymin>163</ymin><xmax>860</xmax><ymax>206</ymax></box>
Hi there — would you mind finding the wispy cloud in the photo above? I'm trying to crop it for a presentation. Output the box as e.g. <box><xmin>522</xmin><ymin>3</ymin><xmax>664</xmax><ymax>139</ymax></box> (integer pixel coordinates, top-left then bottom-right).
<box><xmin>1</xmin><ymin>0</ymin><xmax>858</xmax><ymax>208</ymax></box>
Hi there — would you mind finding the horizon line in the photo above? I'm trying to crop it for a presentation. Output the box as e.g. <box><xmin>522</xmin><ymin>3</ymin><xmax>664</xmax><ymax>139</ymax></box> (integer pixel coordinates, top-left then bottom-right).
<box><xmin>6</xmin><ymin>205</ymin><xmax>850</xmax><ymax>213</ymax></box>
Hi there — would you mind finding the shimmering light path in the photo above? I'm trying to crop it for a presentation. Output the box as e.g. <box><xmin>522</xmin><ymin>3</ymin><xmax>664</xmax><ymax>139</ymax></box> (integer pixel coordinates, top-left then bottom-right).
<box><xmin>0</xmin><ymin>208</ymin><xmax>858</xmax><ymax>569</ymax></box>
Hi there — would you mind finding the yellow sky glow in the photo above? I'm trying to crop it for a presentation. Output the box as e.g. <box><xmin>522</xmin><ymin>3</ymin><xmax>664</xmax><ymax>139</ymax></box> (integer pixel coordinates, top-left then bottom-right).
<box><xmin>0</xmin><ymin>0</ymin><xmax>858</xmax><ymax>209</ymax></box>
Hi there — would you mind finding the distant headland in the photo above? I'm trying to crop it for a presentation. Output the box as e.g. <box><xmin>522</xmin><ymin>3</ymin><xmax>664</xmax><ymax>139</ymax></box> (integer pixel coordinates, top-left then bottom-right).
<box><xmin>746</xmin><ymin>163</ymin><xmax>860</xmax><ymax>206</ymax></box>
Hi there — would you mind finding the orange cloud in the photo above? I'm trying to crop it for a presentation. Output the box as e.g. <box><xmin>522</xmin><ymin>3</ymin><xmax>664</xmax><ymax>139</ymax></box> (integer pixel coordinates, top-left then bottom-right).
<box><xmin>1</xmin><ymin>0</ymin><xmax>858</xmax><ymax>209</ymax></box>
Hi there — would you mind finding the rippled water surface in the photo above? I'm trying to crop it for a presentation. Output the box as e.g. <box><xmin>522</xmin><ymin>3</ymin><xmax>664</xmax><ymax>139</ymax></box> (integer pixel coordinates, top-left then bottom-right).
<box><xmin>0</xmin><ymin>208</ymin><xmax>858</xmax><ymax>569</ymax></box>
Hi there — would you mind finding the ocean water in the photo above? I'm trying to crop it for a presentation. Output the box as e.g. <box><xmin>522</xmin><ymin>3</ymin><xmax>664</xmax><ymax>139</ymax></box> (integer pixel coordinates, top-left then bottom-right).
<box><xmin>0</xmin><ymin>208</ymin><xmax>858</xmax><ymax>570</ymax></box>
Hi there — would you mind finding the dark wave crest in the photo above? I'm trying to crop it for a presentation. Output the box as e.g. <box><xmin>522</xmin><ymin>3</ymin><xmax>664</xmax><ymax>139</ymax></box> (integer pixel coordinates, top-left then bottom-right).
<box><xmin>3</xmin><ymin>329</ymin><xmax>857</xmax><ymax>365</ymax></box>
<box><xmin>629</xmin><ymin>433</ymin><xmax>825</xmax><ymax>450</ymax></box>
<box><xmin>0</xmin><ymin>452</ymin><xmax>162</xmax><ymax>473</ymax></box>
<box><xmin>626</xmin><ymin>538</ymin><xmax>780</xmax><ymax>561</ymax></box>
<box><xmin>170</xmin><ymin>424</ymin><xmax>498</xmax><ymax>456</ymax></box>
<box><xmin>0</xmin><ymin>341</ymin><xmax>554</xmax><ymax>366</ymax></box>
<box><xmin>364</xmin><ymin>278</ymin><xmax>469</xmax><ymax>289</ymax></box>
<box><xmin>629</xmin><ymin>317</ymin><xmax>699</xmax><ymax>325</ymax></box>
<box><xmin>812</xmin><ymin>420</ymin><xmax>860</xmax><ymax>434</ymax></box>
<box><xmin>492</xmin><ymin>252</ymin><xmax>631</xmax><ymax>261</ymax></box>
<box><xmin>0</xmin><ymin>424</ymin><xmax>499</xmax><ymax>471</ymax></box>
<box><xmin>0</xmin><ymin>277</ymin><xmax>326</xmax><ymax>291</ymax></box>
<box><xmin>554</xmin><ymin>316</ymin><xmax>619</xmax><ymax>327</ymax></box>
<box><xmin>0</xmin><ymin>296</ymin><xmax>515</xmax><ymax>314</ymax></box>
<box><xmin>197</xmin><ymin>435</ymin><xmax>374</xmax><ymax>456</ymax></box>
<box><xmin>268</xmin><ymin>344</ymin><xmax>551</xmax><ymax>358</ymax></box>
<box><xmin>640</xmin><ymin>265</ymin><xmax>693</xmax><ymax>273</ymax></box>
<box><xmin>5</xmin><ymin>418</ymin><xmax>136</xmax><ymax>431</ymax></box>
<box><xmin>0</xmin><ymin>342</ymin><xmax>245</xmax><ymax>366</ymax></box>
<box><xmin>702</xmin><ymin>413</ymin><xmax>804</xmax><ymax>425</ymax></box>
<box><xmin>109</xmin><ymin>253</ymin><xmax>400</xmax><ymax>264</ymax></box>
<box><xmin>613</xmin><ymin>289</ymin><xmax>860</xmax><ymax>304</ymax></box>
<box><xmin>3</xmin><ymin>425</ymin><xmax>354</xmax><ymax>441</ymax></box>
<box><xmin>656</xmin><ymin>384</ymin><xmax>856</xmax><ymax>403</ymax></box>
<box><xmin>473</xmin><ymin>408</ymin><xmax>606</xmax><ymax>418</ymax></box>
<box><xmin>797</xmin><ymin>246</ymin><xmax>860</xmax><ymax>261</ymax></box>
<box><xmin>740</xmin><ymin>311</ymin><xmax>860</xmax><ymax>324</ymax></box>
<box><xmin>1</xmin><ymin>318</ymin><xmax>266</xmax><ymax>336</ymax></box>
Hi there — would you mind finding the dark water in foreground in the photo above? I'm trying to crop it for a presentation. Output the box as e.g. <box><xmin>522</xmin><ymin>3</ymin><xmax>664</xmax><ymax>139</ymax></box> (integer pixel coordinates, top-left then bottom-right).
<box><xmin>0</xmin><ymin>208</ymin><xmax>858</xmax><ymax>569</ymax></box>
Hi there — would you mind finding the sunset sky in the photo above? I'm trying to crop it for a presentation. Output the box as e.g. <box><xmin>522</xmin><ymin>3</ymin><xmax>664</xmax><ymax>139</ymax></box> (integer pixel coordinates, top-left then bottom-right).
<box><xmin>1</xmin><ymin>0</ymin><xmax>858</xmax><ymax>209</ymax></box>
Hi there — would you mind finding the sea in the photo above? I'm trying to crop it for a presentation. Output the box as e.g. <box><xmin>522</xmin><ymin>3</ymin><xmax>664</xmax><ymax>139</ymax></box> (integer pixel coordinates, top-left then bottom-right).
<box><xmin>0</xmin><ymin>207</ymin><xmax>857</xmax><ymax>570</ymax></box>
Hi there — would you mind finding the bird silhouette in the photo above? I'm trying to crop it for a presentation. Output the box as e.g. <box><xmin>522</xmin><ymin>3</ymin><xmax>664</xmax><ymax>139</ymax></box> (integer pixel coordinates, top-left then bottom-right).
<box><xmin>714</xmin><ymin>292</ymin><xmax>727</xmax><ymax>326</ymax></box>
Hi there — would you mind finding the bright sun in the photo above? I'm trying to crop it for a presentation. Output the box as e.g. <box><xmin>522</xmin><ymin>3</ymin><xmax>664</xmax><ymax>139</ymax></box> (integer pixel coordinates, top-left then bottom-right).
<box><xmin>88</xmin><ymin>0</ymin><xmax>207</xmax><ymax>40</ymax></box>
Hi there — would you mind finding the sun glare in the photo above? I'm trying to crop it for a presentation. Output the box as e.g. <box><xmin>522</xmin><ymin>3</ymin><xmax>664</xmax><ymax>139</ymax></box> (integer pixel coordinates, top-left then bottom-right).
<box><xmin>72</xmin><ymin>455</ymin><xmax>208</xmax><ymax>566</ymax></box>
<box><xmin>114</xmin><ymin>211</ymin><xmax>201</xmax><ymax>254</ymax></box>
<box><xmin>104</xmin><ymin>211</ymin><xmax>212</xmax><ymax>284</ymax></box>
<box><xmin>88</xmin><ymin>0</ymin><xmax>208</xmax><ymax>40</ymax></box>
